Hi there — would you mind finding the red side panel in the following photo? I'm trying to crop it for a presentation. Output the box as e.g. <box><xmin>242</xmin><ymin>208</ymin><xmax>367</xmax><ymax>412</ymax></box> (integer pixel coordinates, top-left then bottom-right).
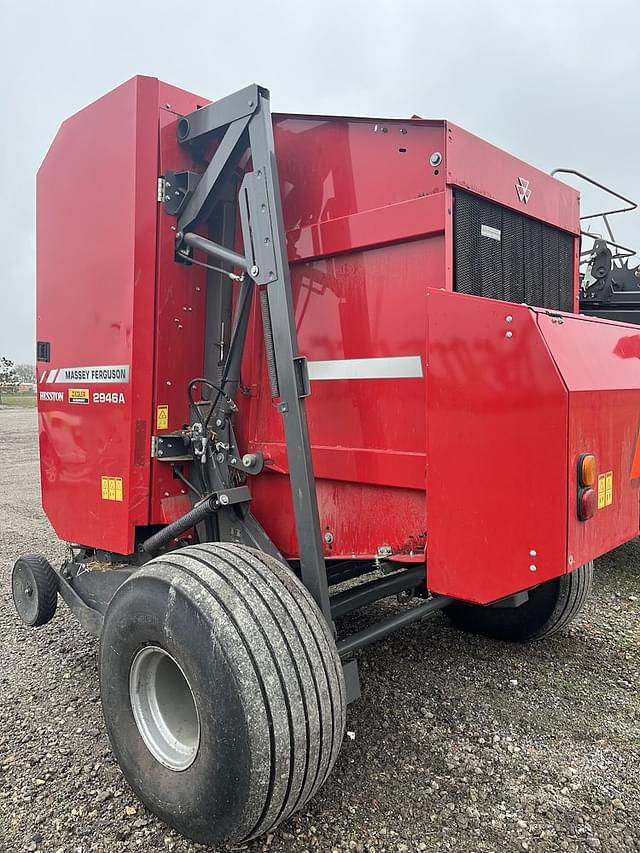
<box><xmin>244</xmin><ymin>239</ymin><xmax>442</xmax><ymax>560</ymax></box>
<box><xmin>426</xmin><ymin>289</ymin><xmax>569</xmax><ymax>604</ymax></box>
<box><xmin>36</xmin><ymin>77</ymin><xmax>159</xmax><ymax>554</ymax></box>
<box><xmin>536</xmin><ymin>313</ymin><xmax>640</xmax><ymax>567</ymax></box>
<box><xmin>149</xmin><ymin>94</ymin><xmax>210</xmax><ymax>521</ymax></box>
<box><xmin>444</xmin><ymin>122</ymin><xmax>581</xmax><ymax>236</ymax></box>
<box><xmin>236</xmin><ymin>116</ymin><xmax>450</xmax><ymax>561</ymax></box>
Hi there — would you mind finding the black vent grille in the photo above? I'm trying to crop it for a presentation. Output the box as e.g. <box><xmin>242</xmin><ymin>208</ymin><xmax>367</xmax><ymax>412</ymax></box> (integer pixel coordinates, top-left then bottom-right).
<box><xmin>453</xmin><ymin>190</ymin><xmax>574</xmax><ymax>312</ymax></box>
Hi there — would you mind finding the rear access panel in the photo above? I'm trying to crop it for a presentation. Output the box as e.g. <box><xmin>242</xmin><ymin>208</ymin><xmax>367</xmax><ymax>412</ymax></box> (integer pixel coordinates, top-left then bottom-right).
<box><xmin>426</xmin><ymin>289</ymin><xmax>569</xmax><ymax>604</ymax></box>
<box><xmin>36</xmin><ymin>77</ymin><xmax>160</xmax><ymax>555</ymax></box>
<box><xmin>537</xmin><ymin>312</ymin><xmax>640</xmax><ymax>567</ymax></box>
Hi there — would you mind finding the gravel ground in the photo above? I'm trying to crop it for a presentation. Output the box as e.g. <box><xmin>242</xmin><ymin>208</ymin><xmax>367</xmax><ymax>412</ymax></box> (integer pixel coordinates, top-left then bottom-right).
<box><xmin>1</xmin><ymin>406</ymin><xmax>639</xmax><ymax>853</ymax></box>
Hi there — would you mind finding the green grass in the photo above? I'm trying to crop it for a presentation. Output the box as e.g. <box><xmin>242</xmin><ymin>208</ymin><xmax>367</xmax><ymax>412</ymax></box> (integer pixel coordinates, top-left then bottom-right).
<box><xmin>0</xmin><ymin>395</ymin><xmax>36</xmax><ymax>408</ymax></box>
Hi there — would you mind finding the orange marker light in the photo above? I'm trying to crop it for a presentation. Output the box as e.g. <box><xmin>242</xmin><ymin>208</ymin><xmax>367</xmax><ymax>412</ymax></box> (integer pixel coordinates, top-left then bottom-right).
<box><xmin>578</xmin><ymin>454</ymin><xmax>597</xmax><ymax>487</ymax></box>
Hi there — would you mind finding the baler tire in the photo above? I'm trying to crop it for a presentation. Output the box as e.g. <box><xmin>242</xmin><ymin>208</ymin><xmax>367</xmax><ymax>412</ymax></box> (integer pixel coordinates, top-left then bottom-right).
<box><xmin>99</xmin><ymin>543</ymin><xmax>345</xmax><ymax>847</ymax></box>
<box><xmin>11</xmin><ymin>554</ymin><xmax>58</xmax><ymax>627</ymax></box>
<box><xmin>445</xmin><ymin>562</ymin><xmax>594</xmax><ymax>642</ymax></box>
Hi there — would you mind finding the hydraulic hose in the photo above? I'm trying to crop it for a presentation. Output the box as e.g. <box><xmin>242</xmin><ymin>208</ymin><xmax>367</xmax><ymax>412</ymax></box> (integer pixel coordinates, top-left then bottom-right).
<box><xmin>141</xmin><ymin>496</ymin><xmax>216</xmax><ymax>557</ymax></box>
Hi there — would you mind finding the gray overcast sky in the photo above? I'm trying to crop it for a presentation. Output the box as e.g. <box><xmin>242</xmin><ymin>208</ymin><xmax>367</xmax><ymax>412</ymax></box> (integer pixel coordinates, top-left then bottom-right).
<box><xmin>1</xmin><ymin>0</ymin><xmax>639</xmax><ymax>364</ymax></box>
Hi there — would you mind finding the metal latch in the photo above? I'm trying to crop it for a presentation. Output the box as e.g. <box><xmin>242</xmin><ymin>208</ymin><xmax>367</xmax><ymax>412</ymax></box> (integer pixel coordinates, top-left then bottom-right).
<box><xmin>151</xmin><ymin>433</ymin><xmax>193</xmax><ymax>462</ymax></box>
<box><xmin>157</xmin><ymin>177</ymin><xmax>166</xmax><ymax>203</ymax></box>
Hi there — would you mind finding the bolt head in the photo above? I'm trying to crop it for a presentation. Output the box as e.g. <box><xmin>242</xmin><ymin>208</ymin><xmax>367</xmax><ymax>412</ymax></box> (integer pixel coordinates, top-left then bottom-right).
<box><xmin>529</xmin><ymin>549</ymin><xmax>537</xmax><ymax>557</ymax></box>
<box><xmin>529</xmin><ymin>564</ymin><xmax>537</xmax><ymax>572</ymax></box>
<box><xmin>219</xmin><ymin>494</ymin><xmax>230</xmax><ymax>505</ymax></box>
<box><xmin>505</xmin><ymin>330</ymin><xmax>514</xmax><ymax>339</ymax></box>
<box><xmin>505</xmin><ymin>315</ymin><xmax>513</xmax><ymax>323</ymax></box>
<box><xmin>429</xmin><ymin>151</ymin><xmax>443</xmax><ymax>167</ymax></box>
<box><xmin>250</xmin><ymin>265</ymin><xmax>259</xmax><ymax>278</ymax></box>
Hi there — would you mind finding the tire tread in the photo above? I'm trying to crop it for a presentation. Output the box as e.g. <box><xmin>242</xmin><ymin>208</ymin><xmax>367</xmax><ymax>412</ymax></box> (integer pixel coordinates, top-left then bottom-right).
<box><xmin>122</xmin><ymin>544</ymin><xmax>345</xmax><ymax>843</ymax></box>
<box><xmin>446</xmin><ymin>562</ymin><xmax>594</xmax><ymax>642</ymax></box>
<box><xmin>12</xmin><ymin>554</ymin><xmax>57</xmax><ymax>627</ymax></box>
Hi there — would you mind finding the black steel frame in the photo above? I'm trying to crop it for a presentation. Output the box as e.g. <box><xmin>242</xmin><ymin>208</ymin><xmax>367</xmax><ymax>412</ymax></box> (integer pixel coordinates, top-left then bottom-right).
<box><xmin>166</xmin><ymin>83</ymin><xmax>331</xmax><ymax>619</ymax></box>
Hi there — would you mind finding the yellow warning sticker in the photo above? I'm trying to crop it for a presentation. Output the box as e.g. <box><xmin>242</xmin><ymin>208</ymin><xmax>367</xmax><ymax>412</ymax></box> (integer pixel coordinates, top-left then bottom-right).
<box><xmin>605</xmin><ymin>471</ymin><xmax>613</xmax><ymax>507</ymax></box>
<box><xmin>101</xmin><ymin>476</ymin><xmax>124</xmax><ymax>502</ymax></box>
<box><xmin>68</xmin><ymin>388</ymin><xmax>89</xmax><ymax>405</ymax></box>
<box><xmin>597</xmin><ymin>471</ymin><xmax>613</xmax><ymax>509</ymax></box>
<box><xmin>156</xmin><ymin>404</ymin><xmax>169</xmax><ymax>430</ymax></box>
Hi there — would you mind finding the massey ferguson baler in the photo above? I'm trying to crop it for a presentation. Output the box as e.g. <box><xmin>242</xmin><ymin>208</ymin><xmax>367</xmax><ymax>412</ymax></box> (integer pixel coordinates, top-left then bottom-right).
<box><xmin>12</xmin><ymin>76</ymin><xmax>640</xmax><ymax>845</ymax></box>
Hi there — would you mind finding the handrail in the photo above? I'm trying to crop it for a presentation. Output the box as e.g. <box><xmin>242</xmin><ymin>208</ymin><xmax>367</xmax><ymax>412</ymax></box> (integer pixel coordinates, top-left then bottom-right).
<box><xmin>551</xmin><ymin>168</ymin><xmax>637</xmax><ymax>261</ymax></box>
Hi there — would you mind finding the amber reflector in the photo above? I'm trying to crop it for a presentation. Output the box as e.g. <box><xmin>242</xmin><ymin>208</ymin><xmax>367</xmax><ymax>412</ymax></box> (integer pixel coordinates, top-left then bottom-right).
<box><xmin>578</xmin><ymin>454</ymin><xmax>597</xmax><ymax>487</ymax></box>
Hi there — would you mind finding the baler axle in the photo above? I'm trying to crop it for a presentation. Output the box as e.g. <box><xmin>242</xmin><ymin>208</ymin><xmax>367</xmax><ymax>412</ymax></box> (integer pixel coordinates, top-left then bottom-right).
<box><xmin>337</xmin><ymin>595</ymin><xmax>453</xmax><ymax>658</ymax></box>
<box><xmin>330</xmin><ymin>564</ymin><xmax>426</xmax><ymax>618</ymax></box>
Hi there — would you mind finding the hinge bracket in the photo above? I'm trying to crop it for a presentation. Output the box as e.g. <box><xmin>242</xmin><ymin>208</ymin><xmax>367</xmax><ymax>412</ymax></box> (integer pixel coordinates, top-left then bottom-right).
<box><xmin>157</xmin><ymin>177</ymin><xmax>166</xmax><ymax>203</ymax></box>
<box><xmin>151</xmin><ymin>433</ymin><xmax>193</xmax><ymax>462</ymax></box>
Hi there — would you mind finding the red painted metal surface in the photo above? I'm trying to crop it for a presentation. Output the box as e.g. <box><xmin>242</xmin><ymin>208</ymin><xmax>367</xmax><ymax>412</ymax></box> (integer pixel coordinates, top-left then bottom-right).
<box><xmin>242</xmin><ymin>238</ymin><xmax>441</xmax><ymax>560</ymax></box>
<box><xmin>36</xmin><ymin>76</ymin><xmax>159</xmax><ymax>554</ymax></box>
<box><xmin>444</xmin><ymin>122</ymin><xmax>581</xmax><ymax>236</ymax></box>
<box><xmin>149</xmin><ymin>94</ymin><xmax>210</xmax><ymax>521</ymax></box>
<box><xmin>37</xmin><ymin>76</ymin><xmax>639</xmax><ymax>603</ymax></box>
<box><xmin>536</xmin><ymin>312</ymin><xmax>640</xmax><ymax>567</ymax></box>
<box><xmin>425</xmin><ymin>290</ymin><xmax>569</xmax><ymax>603</ymax></box>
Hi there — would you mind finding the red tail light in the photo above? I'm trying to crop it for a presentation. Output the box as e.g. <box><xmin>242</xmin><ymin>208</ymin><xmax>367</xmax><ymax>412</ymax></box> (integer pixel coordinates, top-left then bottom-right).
<box><xmin>578</xmin><ymin>487</ymin><xmax>597</xmax><ymax>521</ymax></box>
<box><xmin>577</xmin><ymin>453</ymin><xmax>597</xmax><ymax>521</ymax></box>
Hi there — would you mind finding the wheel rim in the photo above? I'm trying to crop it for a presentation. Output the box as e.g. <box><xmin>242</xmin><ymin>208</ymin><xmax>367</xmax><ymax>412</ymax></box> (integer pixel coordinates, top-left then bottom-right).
<box><xmin>12</xmin><ymin>563</ymin><xmax>38</xmax><ymax>625</ymax></box>
<box><xmin>129</xmin><ymin>646</ymin><xmax>200</xmax><ymax>771</ymax></box>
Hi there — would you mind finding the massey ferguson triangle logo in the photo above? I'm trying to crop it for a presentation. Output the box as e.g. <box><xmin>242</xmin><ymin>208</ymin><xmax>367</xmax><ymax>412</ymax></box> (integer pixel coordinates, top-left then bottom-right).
<box><xmin>516</xmin><ymin>176</ymin><xmax>532</xmax><ymax>204</ymax></box>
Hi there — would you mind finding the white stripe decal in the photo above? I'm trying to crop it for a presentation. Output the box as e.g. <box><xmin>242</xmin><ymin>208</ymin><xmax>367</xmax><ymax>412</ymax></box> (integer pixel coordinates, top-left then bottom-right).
<box><xmin>307</xmin><ymin>355</ymin><xmax>423</xmax><ymax>381</ymax></box>
<box><xmin>40</xmin><ymin>370</ymin><xmax>48</xmax><ymax>383</ymax></box>
<box><xmin>47</xmin><ymin>369</ymin><xmax>58</xmax><ymax>383</ymax></box>
<box><xmin>53</xmin><ymin>364</ymin><xmax>129</xmax><ymax>384</ymax></box>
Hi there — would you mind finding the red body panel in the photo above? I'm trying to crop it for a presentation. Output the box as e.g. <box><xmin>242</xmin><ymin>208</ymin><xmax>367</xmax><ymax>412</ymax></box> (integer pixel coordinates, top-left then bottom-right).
<box><xmin>36</xmin><ymin>76</ymin><xmax>640</xmax><ymax>602</ymax></box>
<box><xmin>426</xmin><ymin>291</ymin><xmax>569</xmax><ymax>602</ymax></box>
<box><xmin>536</xmin><ymin>313</ymin><xmax>640</xmax><ymax>567</ymax></box>
<box><xmin>150</xmin><ymin>94</ymin><xmax>209</xmax><ymax>523</ymax></box>
<box><xmin>444</xmin><ymin>123</ymin><xmax>581</xmax><ymax>237</ymax></box>
<box><xmin>243</xmin><ymin>237</ymin><xmax>440</xmax><ymax>560</ymax></box>
<box><xmin>36</xmin><ymin>77</ymin><xmax>159</xmax><ymax>554</ymax></box>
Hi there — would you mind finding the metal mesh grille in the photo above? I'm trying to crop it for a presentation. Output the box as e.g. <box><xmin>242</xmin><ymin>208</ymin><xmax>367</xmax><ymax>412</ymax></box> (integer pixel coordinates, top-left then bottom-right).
<box><xmin>453</xmin><ymin>190</ymin><xmax>574</xmax><ymax>312</ymax></box>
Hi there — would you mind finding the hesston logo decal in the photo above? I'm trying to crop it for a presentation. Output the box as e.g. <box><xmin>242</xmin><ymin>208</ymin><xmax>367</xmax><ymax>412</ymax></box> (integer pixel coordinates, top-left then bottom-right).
<box><xmin>39</xmin><ymin>390</ymin><xmax>64</xmax><ymax>402</ymax></box>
